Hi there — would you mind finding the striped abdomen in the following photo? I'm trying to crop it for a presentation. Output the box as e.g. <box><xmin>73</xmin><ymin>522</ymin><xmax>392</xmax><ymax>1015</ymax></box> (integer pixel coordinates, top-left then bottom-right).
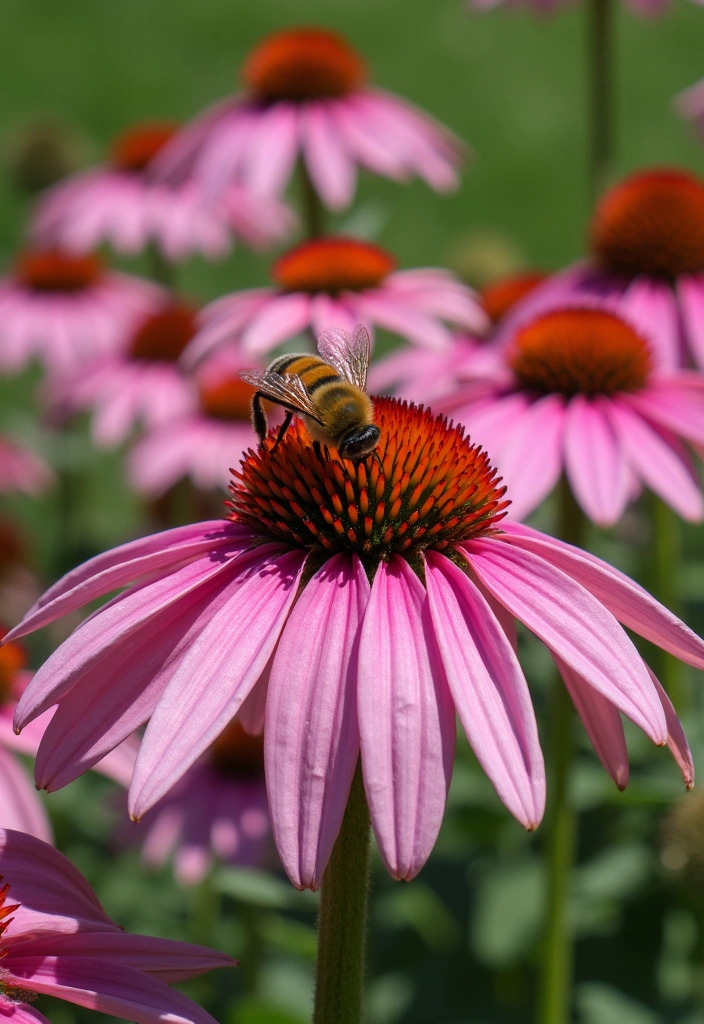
<box><xmin>267</xmin><ymin>353</ymin><xmax>342</xmax><ymax>396</ymax></box>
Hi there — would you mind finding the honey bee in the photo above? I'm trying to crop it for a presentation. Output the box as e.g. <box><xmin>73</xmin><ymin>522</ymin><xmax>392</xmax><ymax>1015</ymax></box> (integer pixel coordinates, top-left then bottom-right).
<box><xmin>239</xmin><ymin>325</ymin><xmax>380</xmax><ymax>460</ymax></box>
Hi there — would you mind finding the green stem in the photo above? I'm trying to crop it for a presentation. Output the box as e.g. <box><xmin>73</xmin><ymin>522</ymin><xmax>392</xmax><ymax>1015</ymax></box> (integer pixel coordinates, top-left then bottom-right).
<box><xmin>300</xmin><ymin>163</ymin><xmax>325</xmax><ymax>239</ymax></box>
<box><xmin>653</xmin><ymin>496</ymin><xmax>688</xmax><ymax>713</ymax></box>
<box><xmin>148</xmin><ymin>243</ymin><xmax>175</xmax><ymax>289</ymax></box>
<box><xmin>587</xmin><ymin>0</ymin><xmax>614</xmax><ymax>204</ymax></box>
<box><xmin>536</xmin><ymin>478</ymin><xmax>584</xmax><ymax>1024</ymax></box>
<box><xmin>313</xmin><ymin>763</ymin><xmax>371</xmax><ymax>1024</ymax></box>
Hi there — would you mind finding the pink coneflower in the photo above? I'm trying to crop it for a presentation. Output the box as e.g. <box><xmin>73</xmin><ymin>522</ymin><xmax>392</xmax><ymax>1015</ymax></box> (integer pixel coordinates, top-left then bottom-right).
<box><xmin>0</xmin><ymin>630</ymin><xmax>137</xmax><ymax>841</ymax></box>
<box><xmin>0</xmin><ymin>436</ymin><xmax>53</xmax><ymax>495</ymax></box>
<box><xmin>187</xmin><ymin>237</ymin><xmax>487</xmax><ymax>362</ymax></box>
<box><xmin>369</xmin><ymin>269</ymin><xmax>548</xmax><ymax>399</ymax></box>
<box><xmin>133</xmin><ymin>721</ymin><xmax>270</xmax><ymax>886</ymax></box>
<box><xmin>33</xmin><ymin>121</ymin><xmax>294</xmax><ymax>261</ymax></box>
<box><xmin>0</xmin><ymin>249</ymin><xmax>158</xmax><ymax>374</ymax></box>
<box><xmin>0</xmin><ymin>827</ymin><xmax>234</xmax><ymax>1024</ymax></box>
<box><xmin>154</xmin><ymin>27</ymin><xmax>464</xmax><ymax>212</ymax></box>
<box><xmin>127</xmin><ymin>362</ymin><xmax>259</xmax><ymax>497</ymax></box>
<box><xmin>49</xmin><ymin>299</ymin><xmax>200</xmax><ymax>448</ymax></box>
<box><xmin>435</xmin><ymin>305</ymin><xmax>704</xmax><ymax>525</ymax></box>
<box><xmin>4</xmin><ymin>384</ymin><xmax>701</xmax><ymax>889</ymax></box>
<box><xmin>503</xmin><ymin>169</ymin><xmax>704</xmax><ymax>372</ymax></box>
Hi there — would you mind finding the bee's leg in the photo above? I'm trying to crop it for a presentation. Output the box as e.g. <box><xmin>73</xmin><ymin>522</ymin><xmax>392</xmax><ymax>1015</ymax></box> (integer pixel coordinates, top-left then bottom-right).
<box><xmin>272</xmin><ymin>411</ymin><xmax>293</xmax><ymax>453</ymax></box>
<box><xmin>251</xmin><ymin>393</ymin><xmax>269</xmax><ymax>443</ymax></box>
<box><xmin>372</xmin><ymin>450</ymin><xmax>385</xmax><ymax>475</ymax></box>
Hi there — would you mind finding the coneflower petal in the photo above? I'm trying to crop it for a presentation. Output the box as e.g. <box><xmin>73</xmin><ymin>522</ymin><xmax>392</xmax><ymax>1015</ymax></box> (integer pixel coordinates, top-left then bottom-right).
<box><xmin>563</xmin><ymin>396</ymin><xmax>630</xmax><ymax>527</ymax></box>
<box><xmin>266</xmin><ymin>553</ymin><xmax>369</xmax><ymax>890</ymax></box>
<box><xmin>358</xmin><ymin>556</ymin><xmax>455</xmax><ymax>881</ymax></box>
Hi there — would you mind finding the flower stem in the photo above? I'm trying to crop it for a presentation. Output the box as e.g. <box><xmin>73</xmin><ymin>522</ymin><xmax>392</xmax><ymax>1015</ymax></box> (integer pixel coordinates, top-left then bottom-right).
<box><xmin>536</xmin><ymin>477</ymin><xmax>584</xmax><ymax>1024</ymax></box>
<box><xmin>587</xmin><ymin>0</ymin><xmax>614</xmax><ymax>204</ymax></box>
<box><xmin>148</xmin><ymin>242</ymin><xmax>175</xmax><ymax>289</ymax></box>
<box><xmin>653</xmin><ymin>496</ymin><xmax>688</xmax><ymax>713</ymax></box>
<box><xmin>313</xmin><ymin>762</ymin><xmax>371</xmax><ymax>1024</ymax></box>
<box><xmin>300</xmin><ymin>163</ymin><xmax>325</xmax><ymax>239</ymax></box>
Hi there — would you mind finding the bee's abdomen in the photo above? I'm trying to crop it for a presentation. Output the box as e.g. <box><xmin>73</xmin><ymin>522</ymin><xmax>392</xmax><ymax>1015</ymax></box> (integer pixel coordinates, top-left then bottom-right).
<box><xmin>268</xmin><ymin>354</ymin><xmax>341</xmax><ymax>394</ymax></box>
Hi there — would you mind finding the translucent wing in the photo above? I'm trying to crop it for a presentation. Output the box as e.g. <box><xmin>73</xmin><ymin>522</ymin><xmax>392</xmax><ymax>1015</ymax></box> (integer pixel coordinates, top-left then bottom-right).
<box><xmin>238</xmin><ymin>370</ymin><xmax>323</xmax><ymax>423</ymax></box>
<box><xmin>317</xmin><ymin>325</ymin><xmax>371</xmax><ymax>391</ymax></box>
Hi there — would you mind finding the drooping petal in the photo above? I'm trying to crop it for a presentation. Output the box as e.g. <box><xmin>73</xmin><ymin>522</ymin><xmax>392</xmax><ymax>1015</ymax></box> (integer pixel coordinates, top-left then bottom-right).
<box><xmin>0</xmin><ymin>748</ymin><xmax>52</xmax><ymax>841</ymax></box>
<box><xmin>266</xmin><ymin>554</ymin><xmax>369</xmax><ymax>890</ymax></box>
<box><xmin>497</xmin><ymin>522</ymin><xmax>704</xmax><ymax>669</ymax></box>
<box><xmin>4</xmin><ymin>957</ymin><xmax>224</xmax><ymax>1024</ymax></box>
<box><xmin>424</xmin><ymin>552</ymin><xmax>545</xmax><ymax>828</ymax></box>
<box><xmin>646</xmin><ymin>666</ymin><xmax>694</xmax><ymax>788</ymax></box>
<box><xmin>301</xmin><ymin>102</ymin><xmax>357</xmax><ymax>210</ymax></box>
<box><xmin>563</xmin><ymin>396</ymin><xmax>630</xmax><ymax>527</ymax></box>
<box><xmin>3</xmin><ymin>521</ymin><xmax>245</xmax><ymax>643</ymax></box>
<box><xmin>240</xmin><ymin>293</ymin><xmax>312</xmax><ymax>355</ymax></box>
<box><xmin>625</xmin><ymin>381</ymin><xmax>704</xmax><ymax>448</ymax></box>
<box><xmin>358</xmin><ymin>556</ymin><xmax>455</xmax><ymax>881</ymax></box>
<box><xmin>495</xmin><ymin>394</ymin><xmax>565</xmax><ymax>521</ymax></box>
<box><xmin>606</xmin><ymin>398</ymin><xmax>703</xmax><ymax>522</ymax></box>
<box><xmin>129</xmin><ymin>548</ymin><xmax>306</xmax><ymax>819</ymax></box>
<box><xmin>551</xmin><ymin>654</ymin><xmax>629</xmax><ymax>789</ymax></box>
<box><xmin>11</xmin><ymin>933</ymin><xmax>234</xmax><ymax>982</ymax></box>
<box><xmin>464</xmin><ymin>539</ymin><xmax>667</xmax><ymax>742</ymax></box>
<box><xmin>0</xmin><ymin>1000</ymin><xmax>52</xmax><ymax>1024</ymax></box>
<box><xmin>678</xmin><ymin>273</ymin><xmax>704</xmax><ymax>371</ymax></box>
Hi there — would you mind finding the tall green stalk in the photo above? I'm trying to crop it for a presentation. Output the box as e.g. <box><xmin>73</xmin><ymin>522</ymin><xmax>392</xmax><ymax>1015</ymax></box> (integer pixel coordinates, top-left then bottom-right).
<box><xmin>300</xmin><ymin>163</ymin><xmax>325</xmax><ymax>239</ymax></box>
<box><xmin>313</xmin><ymin>763</ymin><xmax>371</xmax><ymax>1024</ymax></box>
<box><xmin>587</xmin><ymin>0</ymin><xmax>614</xmax><ymax>203</ymax></box>
<box><xmin>536</xmin><ymin>479</ymin><xmax>585</xmax><ymax>1024</ymax></box>
<box><xmin>652</xmin><ymin>496</ymin><xmax>688</xmax><ymax>713</ymax></box>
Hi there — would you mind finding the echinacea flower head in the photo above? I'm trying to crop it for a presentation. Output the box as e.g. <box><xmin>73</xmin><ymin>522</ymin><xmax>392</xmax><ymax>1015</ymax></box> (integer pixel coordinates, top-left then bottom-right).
<box><xmin>133</xmin><ymin>721</ymin><xmax>270</xmax><ymax>886</ymax></box>
<box><xmin>503</xmin><ymin>169</ymin><xmax>704</xmax><ymax>372</ymax></box>
<box><xmin>0</xmin><ymin>249</ymin><xmax>158</xmax><ymax>375</ymax></box>
<box><xmin>187</xmin><ymin>236</ymin><xmax>487</xmax><ymax>362</ymax></box>
<box><xmin>153</xmin><ymin>26</ymin><xmax>464</xmax><ymax>212</ymax></box>
<box><xmin>4</xmin><ymin>351</ymin><xmax>703</xmax><ymax>889</ymax></box>
<box><xmin>0</xmin><ymin>628</ymin><xmax>137</xmax><ymax>842</ymax></box>
<box><xmin>434</xmin><ymin>303</ymin><xmax>704</xmax><ymax>525</ymax></box>
<box><xmin>48</xmin><ymin>298</ymin><xmax>200</xmax><ymax>448</ymax></box>
<box><xmin>127</xmin><ymin>355</ymin><xmax>259</xmax><ymax>497</ymax></box>
<box><xmin>0</xmin><ymin>828</ymin><xmax>234</xmax><ymax>1024</ymax></box>
<box><xmin>32</xmin><ymin>120</ymin><xmax>294</xmax><ymax>261</ymax></box>
<box><xmin>0</xmin><ymin>437</ymin><xmax>53</xmax><ymax>497</ymax></box>
<box><xmin>369</xmin><ymin>268</ymin><xmax>550</xmax><ymax>400</ymax></box>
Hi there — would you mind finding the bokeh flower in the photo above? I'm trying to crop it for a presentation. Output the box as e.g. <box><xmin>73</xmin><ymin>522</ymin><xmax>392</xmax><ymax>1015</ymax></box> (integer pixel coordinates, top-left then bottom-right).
<box><xmin>0</xmin><ymin>437</ymin><xmax>53</xmax><ymax>496</ymax></box>
<box><xmin>187</xmin><ymin>237</ymin><xmax>487</xmax><ymax>362</ymax></box>
<box><xmin>48</xmin><ymin>298</ymin><xmax>199</xmax><ymax>448</ymax></box>
<box><xmin>0</xmin><ymin>249</ymin><xmax>158</xmax><ymax>374</ymax></box>
<box><xmin>433</xmin><ymin>305</ymin><xmax>704</xmax><ymax>525</ymax></box>
<box><xmin>153</xmin><ymin>27</ymin><xmax>464</xmax><ymax>212</ymax></box>
<box><xmin>0</xmin><ymin>827</ymin><xmax>234</xmax><ymax>1024</ymax></box>
<box><xmin>0</xmin><ymin>628</ymin><xmax>137</xmax><ymax>841</ymax></box>
<box><xmin>127</xmin><ymin>355</ymin><xmax>259</xmax><ymax>497</ymax></box>
<box><xmin>369</xmin><ymin>269</ymin><xmax>548</xmax><ymax>400</ymax></box>
<box><xmin>676</xmin><ymin>78</ymin><xmax>704</xmax><ymax>141</ymax></box>
<box><xmin>5</xmin><ymin>386</ymin><xmax>701</xmax><ymax>889</ymax></box>
<box><xmin>499</xmin><ymin>169</ymin><xmax>704</xmax><ymax>372</ymax></box>
<box><xmin>32</xmin><ymin>121</ymin><xmax>294</xmax><ymax>261</ymax></box>
<box><xmin>131</xmin><ymin>721</ymin><xmax>270</xmax><ymax>886</ymax></box>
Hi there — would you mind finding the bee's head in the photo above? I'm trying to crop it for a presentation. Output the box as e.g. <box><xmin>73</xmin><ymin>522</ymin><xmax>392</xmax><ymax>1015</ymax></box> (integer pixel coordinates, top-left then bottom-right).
<box><xmin>338</xmin><ymin>424</ymin><xmax>381</xmax><ymax>461</ymax></box>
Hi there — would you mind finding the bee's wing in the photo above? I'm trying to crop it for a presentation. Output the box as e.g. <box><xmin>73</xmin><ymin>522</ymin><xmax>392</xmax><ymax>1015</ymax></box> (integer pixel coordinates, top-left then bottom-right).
<box><xmin>238</xmin><ymin>370</ymin><xmax>323</xmax><ymax>423</ymax></box>
<box><xmin>317</xmin><ymin>325</ymin><xmax>371</xmax><ymax>391</ymax></box>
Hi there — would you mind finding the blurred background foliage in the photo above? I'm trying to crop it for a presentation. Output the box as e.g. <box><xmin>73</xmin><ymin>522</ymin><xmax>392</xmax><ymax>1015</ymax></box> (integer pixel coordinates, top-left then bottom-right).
<box><xmin>2</xmin><ymin>1</ymin><xmax>704</xmax><ymax>1022</ymax></box>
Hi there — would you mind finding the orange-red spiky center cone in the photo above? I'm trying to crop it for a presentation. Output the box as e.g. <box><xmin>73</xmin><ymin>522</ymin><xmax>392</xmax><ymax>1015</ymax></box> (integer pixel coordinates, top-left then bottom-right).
<box><xmin>0</xmin><ymin>879</ymin><xmax>20</xmax><ymax>960</ymax></box>
<box><xmin>198</xmin><ymin>376</ymin><xmax>256</xmax><ymax>421</ymax></box>
<box><xmin>509</xmin><ymin>308</ymin><xmax>653</xmax><ymax>397</ymax></box>
<box><xmin>110</xmin><ymin>121</ymin><xmax>179</xmax><ymax>173</ymax></box>
<box><xmin>590</xmin><ymin>169</ymin><xmax>704</xmax><ymax>279</ymax></box>
<box><xmin>210</xmin><ymin>720</ymin><xmax>265</xmax><ymax>780</ymax></box>
<box><xmin>228</xmin><ymin>397</ymin><xmax>509</xmax><ymax>565</ymax></box>
<box><xmin>273</xmin><ymin>238</ymin><xmax>396</xmax><ymax>294</ymax></box>
<box><xmin>0</xmin><ymin>630</ymin><xmax>26</xmax><ymax>707</ymax></box>
<box><xmin>15</xmin><ymin>249</ymin><xmax>103</xmax><ymax>293</ymax></box>
<box><xmin>480</xmin><ymin>271</ymin><xmax>549</xmax><ymax>325</ymax></box>
<box><xmin>242</xmin><ymin>27</ymin><xmax>366</xmax><ymax>102</ymax></box>
<box><xmin>128</xmin><ymin>303</ymin><xmax>198</xmax><ymax>363</ymax></box>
